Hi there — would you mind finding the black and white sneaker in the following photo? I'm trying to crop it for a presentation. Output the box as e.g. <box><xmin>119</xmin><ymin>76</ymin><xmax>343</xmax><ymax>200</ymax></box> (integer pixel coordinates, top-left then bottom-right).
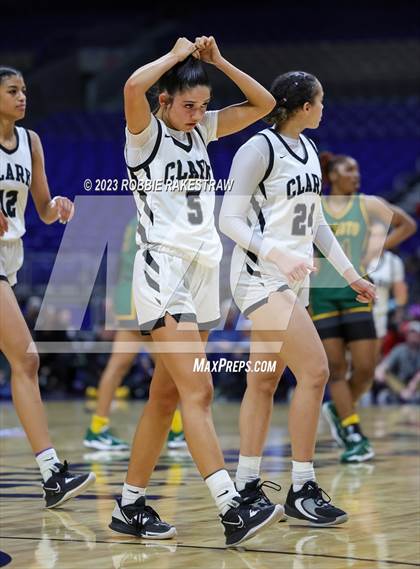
<box><xmin>109</xmin><ymin>497</ymin><xmax>177</xmax><ymax>539</ymax></box>
<box><xmin>284</xmin><ymin>481</ymin><xmax>348</xmax><ymax>526</ymax></box>
<box><xmin>220</xmin><ymin>498</ymin><xmax>283</xmax><ymax>547</ymax></box>
<box><xmin>43</xmin><ymin>461</ymin><xmax>96</xmax><ymax>509</ymax></box>
<box><xmin>238</xmin><ymin>478</ymin><xmax>284</xmax><ymax>515</ymax></box>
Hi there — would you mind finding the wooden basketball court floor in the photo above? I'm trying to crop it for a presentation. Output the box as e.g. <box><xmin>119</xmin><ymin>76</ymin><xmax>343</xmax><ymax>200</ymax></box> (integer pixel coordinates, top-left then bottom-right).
<box><xmin>0</xmin><ymin>401</ymin><xmax>419</xmax><ymax>569</ymax></box>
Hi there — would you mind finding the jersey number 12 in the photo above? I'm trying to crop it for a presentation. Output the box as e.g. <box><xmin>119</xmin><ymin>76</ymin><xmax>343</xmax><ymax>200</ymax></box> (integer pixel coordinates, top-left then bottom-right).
<box><xmin>0</xmin><ymin>189</ymin><xmax>18</xmax><ymax>218</ymax></box>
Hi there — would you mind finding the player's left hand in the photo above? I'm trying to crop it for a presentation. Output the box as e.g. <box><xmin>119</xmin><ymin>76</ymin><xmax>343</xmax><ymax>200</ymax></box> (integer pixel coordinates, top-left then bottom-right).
<box><xmin>349</xmin><ymin>277</ymin><xmax>376</xmax><ymax>304</ymax></box>
<box><xmin>194</xmin><ymin>36</ymin><xmax>223</xmax><ymax>65</ymax></box>
<box><xmin>0</xmin><ymin>211</ymin><xmax>8</xmax><ymax>237</ymax></box>
<box><xmin>50</xmin><ymin>196</ymin><xmax>75</xmax><ymax>224</ymax></box>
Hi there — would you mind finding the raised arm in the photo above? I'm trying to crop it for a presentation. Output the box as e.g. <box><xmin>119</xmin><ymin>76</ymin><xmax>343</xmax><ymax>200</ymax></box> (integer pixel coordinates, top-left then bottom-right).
<box><xmin>124</xmin><ymin>38</ymin><xmax>198</xmax><ymax>134</ymax></box>
<box><xmin>28</xmin><ymin>130</ymin><xmax>74</xmax><ymax>225</ymax></box>
<box><xmin>194</xmin><ymin>36</ymin><xmax>275</xmax><ymax>138</ymax></box>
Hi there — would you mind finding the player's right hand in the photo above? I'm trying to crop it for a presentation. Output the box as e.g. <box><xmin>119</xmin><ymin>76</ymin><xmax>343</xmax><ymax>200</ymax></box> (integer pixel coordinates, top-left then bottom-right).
<box><xmin>349</xmin><ymin>277</ymin><xmax>376</xmax><ymax>304</ymax></box>
<box><xmin>342</xmin><ymin>267</ymin><xmax>376</xmax><ymax>303</ymax></box>
<box><xmin>170</xmin><ymin>38</ymin><xmax>199</xmax><ymax>62</ymax></box>
<box><xmin>194</xmin><ymin>36</ymin><xmax>223</xmax><ymax>65</ymax></box>
<box><xmin>267</xmin><ymin>246</ymin><xmax>316</xmax><ymax>283</ymax></box>
<box><xmin>49</xmin><ymin>196</ymin><xmax>75</xmax><ymax>224</ymax></box>
<box><xmin>0</xmin><ymin>211</ymin><xmax>8</xmax><ymax>237</ymax></box>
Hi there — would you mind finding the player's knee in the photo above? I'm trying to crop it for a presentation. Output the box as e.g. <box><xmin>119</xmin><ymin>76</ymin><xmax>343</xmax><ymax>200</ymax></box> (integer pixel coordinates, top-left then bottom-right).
<box><xmin>12</xmin><ymin>351</ymin><xmax>40</xmax><ymax>379</ymax></box>
<box><xmin>353</xmin><ymin>361</ymin><xmax>375</xmax><ymax>382</ymax></box>
<box><xmin>248</xmin><ymin>372</ymin><xmax>279</xmax><ymax>397</ymax></box>
<box><xmin>154</xmin><ymin>396</ymin><xmax>178</xmax><ymax>418</ymax></box>
<box><xmin>353</xmin><ymin>363</ymin><xmax>375</xmax><ymax>391</ymax></box>
<box><xmin>328</xmin><ymin>360</ymin><xmax>346</xmax><ymax>383</ymax></box>
<box><xmin>310</xmin><ymin>358</ymin><xmax>330</xmax><ymax>390</ymax></box>
<box><xmin>149</xmin><ymin>386</ymin><xmax>179</xmax><ymax>416</ymax></box>
<box><xmin>182</xmin><ymin>382</ymin><xmax>214</xmax><ymax>409</ymax></box>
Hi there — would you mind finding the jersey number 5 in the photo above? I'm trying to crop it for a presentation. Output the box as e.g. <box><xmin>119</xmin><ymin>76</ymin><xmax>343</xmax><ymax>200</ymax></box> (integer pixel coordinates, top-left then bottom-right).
<box><xmin>292</xmin><ymin>203</ymin><xmax>315</xmax><ymax>236</ymax></box>
<box><xmin>0</xmin><ymin>189</ymin><xmax>18</xmax><ymax>218</ymax></box>
<box><xmin>186</xmin><ymin>191</ymin><xmax>203</xmax><ymax>225</ymax></box>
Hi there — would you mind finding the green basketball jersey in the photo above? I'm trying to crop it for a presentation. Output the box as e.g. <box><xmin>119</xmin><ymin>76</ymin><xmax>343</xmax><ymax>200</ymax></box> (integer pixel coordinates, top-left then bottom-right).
<box><xmin>310</xmin><ymin>193</ymin><xmax>370</xmax><ymax>305</ymax></box>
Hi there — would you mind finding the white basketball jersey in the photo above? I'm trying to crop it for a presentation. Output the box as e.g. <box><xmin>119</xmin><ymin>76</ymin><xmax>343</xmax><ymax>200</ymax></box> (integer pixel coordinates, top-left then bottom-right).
<box><xmin>245</xmin><ymin>128</ymin><xmax>322</xmax><ymax>272</ymax></box>
<box><xmin>0</xmin><ymin>126</ymin><xmax>32</xmax><ymax>241</ymax></box>
<box><xmin>125</xmin><ymin>114</ymin><xmax>222</xmax><ymax>267</ymax></box>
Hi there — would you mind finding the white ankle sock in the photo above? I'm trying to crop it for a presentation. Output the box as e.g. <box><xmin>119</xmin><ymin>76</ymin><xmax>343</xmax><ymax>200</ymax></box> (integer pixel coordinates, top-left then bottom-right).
<box><xmin>292</xmin><ymin>460</ymin><xmax>316</xmax><ymax>491</ymax></box>
<box><xmin>205</xmin><ymin>469</ymin><xmax>240</xmax><ymax>515</ymax></box>
<box><xmin>235</xmin><ymin>455</ymin><xmax>262</xmax><ymax>491</ymax></box>
<box><xmin>36</xmin><ymin>448</ymin><xmax>60</xmax><ymax>483</ymax></box>
<box><xmin>121</xmin><ymin>483</ymin><xmax>146</xmax><ymax>507</ymax></box>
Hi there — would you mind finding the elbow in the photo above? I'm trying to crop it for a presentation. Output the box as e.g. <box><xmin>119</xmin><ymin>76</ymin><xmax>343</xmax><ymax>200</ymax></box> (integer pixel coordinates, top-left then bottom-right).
<box><xmin>408</xmin><ymin>218</ymin><xmax>417</xmax><ymax>237</ymax></box>
<box><xmin>265</xmin><ymin>92</ymin><xmax>276</xmax><ymax>113</ymax></box>
<box><xmin>124</xmin><ymin>80</ymin><xmax>136</xmax><ymax>95</ymax></box>
<box><xmin>124</xmin><ymin>78</ymin><xmax>143</xmax><ymax>97</ymax></box>
<box><xmin>250</xmin><ymin>92</ymin><xmax>276</xmax><ymax>120</ymax></box>
<box><xmin>261</xmin><ymin>91</ymin><xmax>276</xmax><ymax>117</ymax></box>
<box><xmin>398</xmin><ymin>215</ymin><xmax>418</xmax><ymax>238</ymax></box>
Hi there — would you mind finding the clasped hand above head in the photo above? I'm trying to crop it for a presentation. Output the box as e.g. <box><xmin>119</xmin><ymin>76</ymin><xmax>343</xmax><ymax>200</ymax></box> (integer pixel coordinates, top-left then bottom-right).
<box><xmin>170</xmin><ymin>36</ymin><xmax>222</xmax><ymax>66</ymax></box>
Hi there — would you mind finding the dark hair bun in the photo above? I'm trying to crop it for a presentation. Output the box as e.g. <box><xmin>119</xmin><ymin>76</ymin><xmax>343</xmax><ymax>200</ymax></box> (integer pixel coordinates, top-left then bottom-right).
<box><xmin>158</xmin><ymin>56</ymin><xmax>210</xmax><ymax>95</ymax></box>
<box><xmin>264</xmin><ymin>71</ymin><xmax>320</xmax><ymax>127</ymax></box>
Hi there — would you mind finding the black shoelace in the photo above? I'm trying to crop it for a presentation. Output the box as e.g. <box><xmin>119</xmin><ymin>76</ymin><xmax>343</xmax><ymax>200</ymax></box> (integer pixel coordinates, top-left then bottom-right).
<box><xmin>305</xmin><ymin>482</ymin><xmax>332</xmax><ymax>507</ymax></box>
<box><xmin>51</xmin><ymin>460</ymin><xmax>70</xmax><ymax>477</ymax></box>
<box><xmin>243</xmin><ymin>480</ymin><xmax>281</xmax><ymax>505</ymax></box>
<box><xmin>125</xmin><ymin>503</ymin><xmax>162</xmax><ymax>532</ymax></box>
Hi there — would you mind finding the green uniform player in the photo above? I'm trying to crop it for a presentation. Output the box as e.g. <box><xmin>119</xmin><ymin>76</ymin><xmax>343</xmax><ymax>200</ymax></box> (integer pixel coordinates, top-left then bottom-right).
<box><xmin>311</xmin><ymin>192</ymin><xmax>376</xmax><ymax>343</ymax></box>
<box><xmin>312</xmin><ymin>152</ymin><xmax>415</xmax><ymax>464</ymax></box>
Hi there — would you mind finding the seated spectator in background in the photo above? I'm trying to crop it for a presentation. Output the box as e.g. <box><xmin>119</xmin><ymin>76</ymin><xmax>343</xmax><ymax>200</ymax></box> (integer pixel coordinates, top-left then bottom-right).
<box><xmin>380</xmin><ymin>309</ymin><xmax>408</xmax><ymax>357</ymax></box>
<box><xmin>365</xmin><ymin>222</ymin><xmax>408</xmax><ymax>359</ymax></box>
<box><xmin>375</xmin><ymin>320</ymin><xmax>420</xmax><ymax>403</ymax></box>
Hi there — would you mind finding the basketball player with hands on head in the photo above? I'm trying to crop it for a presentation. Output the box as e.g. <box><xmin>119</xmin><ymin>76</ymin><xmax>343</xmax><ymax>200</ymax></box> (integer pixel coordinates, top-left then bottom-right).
<box><xmin>0</xmin><ymin>67</ymin><xmax>95</xmax><ymax>508</ymax></box>
<box><xmin>220</xmin><ymin>71</ymin><xmax>376</xmax><ymax>526</ymax></box>
<box><xmin>109</xmin><ymin>36</ymin><xmax>284</xmax><ymax>546</ymax></box>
